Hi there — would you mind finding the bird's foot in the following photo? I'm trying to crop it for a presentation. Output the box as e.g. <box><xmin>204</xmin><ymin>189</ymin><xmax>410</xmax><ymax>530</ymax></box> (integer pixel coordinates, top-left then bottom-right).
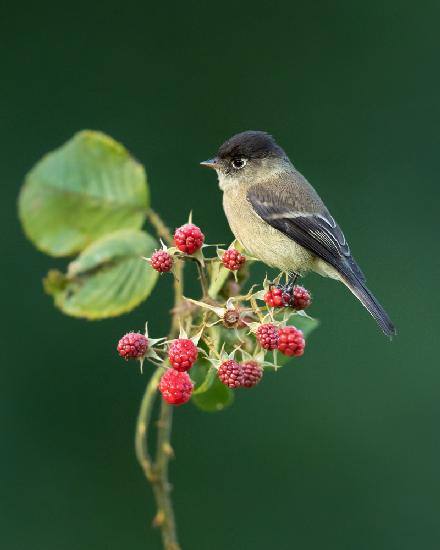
<box><xmin>268</xmin><ymin>272</ymin><xmax>299</xmax><ymax>307</ymax></box>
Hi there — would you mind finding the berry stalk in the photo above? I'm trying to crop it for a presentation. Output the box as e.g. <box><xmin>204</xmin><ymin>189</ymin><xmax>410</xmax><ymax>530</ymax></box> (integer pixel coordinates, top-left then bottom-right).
<box><xmin>136</xmin><ymin>209</ymin><xmax>184</xmax><ymax>550</ymax></box>
<box><xmin>133</xmin><ymin>210</ymin><xmax>312</xmax><ymax>550</ymax></box>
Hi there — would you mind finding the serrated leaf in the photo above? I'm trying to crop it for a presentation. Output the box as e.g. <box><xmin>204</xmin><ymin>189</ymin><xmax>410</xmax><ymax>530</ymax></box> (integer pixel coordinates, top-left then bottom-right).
<box><xmin>43</xmin><ymin>229</ymin><xmax>158</xmax><ymax>319</ymax></box>
<box><xmin>18</xmin><ymin>130</ymin><xmax>149</xmax><ymax>256</ymax></box>
<box><xmin>191</xmin><ymin>376</ymin><xmax>234</xmax><ymax>412</ymax></box>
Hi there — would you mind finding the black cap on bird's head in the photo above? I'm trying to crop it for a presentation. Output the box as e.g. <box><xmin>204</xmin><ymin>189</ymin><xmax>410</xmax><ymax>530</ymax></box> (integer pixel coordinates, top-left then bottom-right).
<box><xmin>217</xmin><ymin>131</ymin><xmax>285</xmax><ymax>160</ymax></box>
<box><xmin>201</xmin><ymin>131</ymin><xmax>286</xmax><ymax>172</ymax></box>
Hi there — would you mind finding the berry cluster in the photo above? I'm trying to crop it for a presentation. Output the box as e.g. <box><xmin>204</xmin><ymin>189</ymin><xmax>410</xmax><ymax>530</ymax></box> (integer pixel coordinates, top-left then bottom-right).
<box><xmin>149</xmin><ymin>223</ymin><xmax>248</xmax><ymax>275</ymax></box>
<box><xmin>119</xmin><ymin>219</ymin><xmax>313</xmax><ymax>408</ymax></box>
<box><xmin>256</xmin><ymin>323</ymin><xmax>305</xmax><ymax>357</ymax></box>
<box><xmin>159</xmin><ymin>338</ymin><xmax>198</xmax><ymax>405</ymax></box>
<box><xmin>264</xmin><ymin>286</ymin><xmax>311</xmax><ymax>310</ymax></box>
<box><xmin>218</xmin><ymin>359</ymin><xmax>263</xmax><ymax>389</ymax></box>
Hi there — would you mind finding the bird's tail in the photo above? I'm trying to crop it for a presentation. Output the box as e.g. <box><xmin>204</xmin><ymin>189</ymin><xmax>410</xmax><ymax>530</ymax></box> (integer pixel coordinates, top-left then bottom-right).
<box><xmin>341</xmin><ymin>272</ymin><xmax>396</xmax><ymax>338</ymax></box>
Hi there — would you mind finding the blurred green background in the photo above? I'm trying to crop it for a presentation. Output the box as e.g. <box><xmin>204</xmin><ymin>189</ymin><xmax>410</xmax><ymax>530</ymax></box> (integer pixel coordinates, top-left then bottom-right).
<box><xmin>2</xmin><ymin>1</ymin><xmax>439</xmax><ymax>549</ymax></box>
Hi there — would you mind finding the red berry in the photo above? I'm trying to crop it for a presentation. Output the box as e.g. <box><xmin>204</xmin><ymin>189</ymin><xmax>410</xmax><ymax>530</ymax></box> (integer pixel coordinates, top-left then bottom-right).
<box><xmin>277</xmin><ymin>326</ymin><xmax>305</xmax><ymax>357</ymax></box>
<box><xmin>292</xmin><ymin>286</ymin><xmax>311</xmax><ymax>310</ymax></box>
<box><xmin>168</xmin><ymin>339</ymin><xmax>198</xmax><ymax>371</ymax></box>
<box><xmin>150</xmin><ymin>250</ymin><xmax>173</xmax><ymax>273</ymax></box>
<box><xmin>218</xmin><ymin>360</ymin><xmax>243</xmax><ymax>389</ymax></box>
<box><xmin>117</xmin><ymin>332</ymin><xmax>148</xmax><ymax>359</ymax></box>
<box><xmin>241</xmin><ymin>361</ymin><xmax>263</xmax><ymax>388</ymax></box>
<box><xmin>159</xmin><ymin>369</ymin><xmax>193</xmax><ymax>405</ymax></box>
<box><xmin>221</xmin><ymin>249</ymin><xmax>246</xmax><ymax>271</ymax></box>
<box><xmin>174</xmin><ymin>223</ymin><xmax>205</xmax><ymax>254</ymax></box>
<box><xmin>256</xmin><ymin>323</ymin><xmax>279</xmax><ymax>350</ymax></box>
<box><xmin>263</xmin><ymin>287</ymin><xmax>291</xmax><ymax>308</ymax></box>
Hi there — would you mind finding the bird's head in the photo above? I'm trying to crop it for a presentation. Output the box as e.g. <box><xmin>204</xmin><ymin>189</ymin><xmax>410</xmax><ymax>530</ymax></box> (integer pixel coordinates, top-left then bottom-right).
<box><xmin>201</xmin><ymin>131</ymin><xmax>287</xmax><ymax>190</ymax></box>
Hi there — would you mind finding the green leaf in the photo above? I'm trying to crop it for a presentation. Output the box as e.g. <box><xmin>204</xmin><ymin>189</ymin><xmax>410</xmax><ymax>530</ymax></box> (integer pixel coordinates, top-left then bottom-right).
<box><xmin>288</xmin><ymin>312</ymin><xmax>319</xmax><ymax>338</ymax></box>
<box><xmin>18</xmin><ymin>130</ymin><xmax>149</xmax><ymax>257</ymax></box>
<box><xmin>192</xmin><ymin>377</ymin><xmax>234</xmax><ymax>412</ymax></box>
<box><xmin>43</xmin><ymin>229</ymin><xmax>158</xmax><ymax>319</ymax></box>
<box><xmin>192</xmin><ymin>364</ymin><xmax>217</xmax><ymax>395</ymax></box>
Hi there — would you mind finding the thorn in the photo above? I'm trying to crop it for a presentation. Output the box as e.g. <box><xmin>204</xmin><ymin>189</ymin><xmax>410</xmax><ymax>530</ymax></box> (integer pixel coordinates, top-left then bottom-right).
<box><xmin>152</xmin><ymin>510</ymin><xmax>166</xmax><ymax>528</ymax></box>
<box><xmin>162</xmin><ymin>442</ymin><xmax>175</xmax><ymax>458</ymax></box>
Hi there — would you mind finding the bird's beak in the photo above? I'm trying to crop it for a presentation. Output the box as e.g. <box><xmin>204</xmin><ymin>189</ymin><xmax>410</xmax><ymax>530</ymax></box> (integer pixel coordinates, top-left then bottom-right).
<box><xmin>200</xmin><ymin>157</ymin><xmax>219</xmax><ymax>170</ymax></box>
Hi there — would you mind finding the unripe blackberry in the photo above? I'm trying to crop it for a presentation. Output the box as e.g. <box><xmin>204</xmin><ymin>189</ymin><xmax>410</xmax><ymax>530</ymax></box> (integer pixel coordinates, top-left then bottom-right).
<box><xmin>150</xmin><ymin>250</ymin><xmax>173</xmax><ymax>272</ymax></box>
<box><xmin>168</xmin><ymin>339</ymin><xmax>198</xmax><ymax>371</ymax></box>
<box><xmin>292</xmin><ymin>286</ymin><xmax>311</xmax><ymax>310</ymax></box>
<box><xmin>218</xmin><ymin>360</ymin><xmax>243</xmax><ymax>389</ymax></box>
<box><xmin>277</xmin><ymin>326</ymin><xmax>305</xmax><ymax>357</ymax></box>
<box><xmin>255</xmin><ymin>323</ymin><xmax>279</xmax><ymax>350</ymax></box>
<box><xmin>241</xmin><ymin>361</ymin><xmax>263</xmax><ymax>388</ymax></box>
<box><xmin>263</xmin><ymin>287</ymin><xmax>291</xmax><ymax>308</ymax></box>
<box><xmin>221</xmin><ymin>249</ymin><xmax>246</xmax><ymax>271</ymax></box>
<box><xmin>174</xmin><ymin>223</ymin><xmax>205</xmax><ymax>254</ymax></box>
<box><xmin>117</xmin><ymin>332</ymin><xmax>148</xmax><ymax>359</ymax></box>
<box><xmin>159</xmin><ymin>369</ymin><xmax>193</xmax><ymax>405</ymax></box>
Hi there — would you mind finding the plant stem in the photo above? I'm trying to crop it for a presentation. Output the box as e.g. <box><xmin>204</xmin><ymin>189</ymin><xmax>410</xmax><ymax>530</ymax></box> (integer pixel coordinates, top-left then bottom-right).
<box><xmin>136</xmin><ymin>210</ymin><xmax>185</xmax><ymax>550</ymax></box>
<box><xmin>195</xmin><ymin>261</ymin><xmax>209</xmax><ymax>299</ymax></box>
<box><xmin>147</xmin><ymin>208</ymin><xmax>174</xmax><ymax>245</ymax></box>
<box><xmin>208</xmin><ymin>264</ymin><xmax>230</xmax><ymax>299</ymax></box>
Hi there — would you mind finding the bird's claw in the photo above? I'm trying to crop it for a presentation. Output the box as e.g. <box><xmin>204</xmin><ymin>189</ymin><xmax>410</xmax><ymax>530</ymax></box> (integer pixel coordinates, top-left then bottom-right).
<box><xmin>269</xmin><ymin>282</ymin><xmax>295</xmax><ymax>307</ymax></box>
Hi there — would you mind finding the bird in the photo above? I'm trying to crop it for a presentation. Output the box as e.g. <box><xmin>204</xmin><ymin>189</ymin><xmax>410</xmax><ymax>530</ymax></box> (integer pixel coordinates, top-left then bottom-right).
<box><xmin>200</xmin><ymin>130</ymin><xmax>396</xmax><ymax>338</ymax></box>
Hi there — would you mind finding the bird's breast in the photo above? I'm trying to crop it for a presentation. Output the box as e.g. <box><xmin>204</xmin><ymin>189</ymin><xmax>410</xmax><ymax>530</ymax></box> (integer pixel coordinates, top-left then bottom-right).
<box><xmin>222</xmin><ymin>187</ymin><xmax>315</xmax><ymax>273</ymax></box>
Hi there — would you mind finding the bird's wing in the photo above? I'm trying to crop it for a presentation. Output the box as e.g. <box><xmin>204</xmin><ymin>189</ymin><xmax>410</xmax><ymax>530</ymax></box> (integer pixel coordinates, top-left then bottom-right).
<box><xmin>247</xmin><ymin>184</ymin><xmax>366</xmax><ymax>282</ymax></box>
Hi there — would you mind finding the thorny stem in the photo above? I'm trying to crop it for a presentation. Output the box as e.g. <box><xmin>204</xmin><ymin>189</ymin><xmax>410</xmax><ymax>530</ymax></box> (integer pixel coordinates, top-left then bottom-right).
<box><xmin>147</xmin><ymin>208</ymin><xmax>174</xmax><ymax>245</ymax></box>
<box><xmin>135</xmin><ymin>209</ymin><xmax>184</xmax><ymax>550</ymax></box>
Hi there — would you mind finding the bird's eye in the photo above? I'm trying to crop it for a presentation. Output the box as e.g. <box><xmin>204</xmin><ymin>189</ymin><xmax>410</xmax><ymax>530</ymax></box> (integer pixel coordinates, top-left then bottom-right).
<box><xmin>231</xmin><ymin>157</ymin><xmax>247</xmax><ymax>170</ymax></box>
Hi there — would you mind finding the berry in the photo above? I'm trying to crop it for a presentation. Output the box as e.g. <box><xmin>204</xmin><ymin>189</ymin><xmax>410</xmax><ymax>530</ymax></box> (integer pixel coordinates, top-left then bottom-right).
<box><xmin>221</xmin><ymin>249</ymin><xmax>246</xmax><ymax>271</ymax></box>
<box><xmin>263</xmin><ymin>287</ymin><xmax>291</xmax><ymax>308</ymax></box>
<box><xmin>150</xmin><ymin>250</ymin><xmax>173</xmax><ymax>273</ymax></box>
<box><xmin>256</xmin><ymin>323</ymin><xmax>279</xmax><ymax>350</ymax></box>
<box><xmin>117</xmin><ymin>332</ymin><xmax>148</xmax><ymax>359</ymax></box>
<box><xmin>168</xmin><ymin>339</ymin><xmax>198</xmax><ymax>371</ymax></box>
<box><xmin>277</xmin><ymin>326</ymin><xmax>305</xmax><ymax>357</ymax></box>
<box><xmin>174</xmin><ymin>223</ymin><xmax>204</xmax><ymax>254</ymax></box>
<box><xmin>241</xmin><ymin>361</ymin><xmax>263</xmax><ymax>388</ymax></box>
<box><xmin>292</xmin><ymin>286</ymin><xmax>311</xmax><ymax>310</ymax></box>
<box><xmin>218</xmin><ymin>360</ymin><xmax>243</xmax><ymax>389</ymax></box>
<box><xmin>159</xmin><ymin>369</ymin><xmax>193</xmax><ymax>405</ymax></box>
